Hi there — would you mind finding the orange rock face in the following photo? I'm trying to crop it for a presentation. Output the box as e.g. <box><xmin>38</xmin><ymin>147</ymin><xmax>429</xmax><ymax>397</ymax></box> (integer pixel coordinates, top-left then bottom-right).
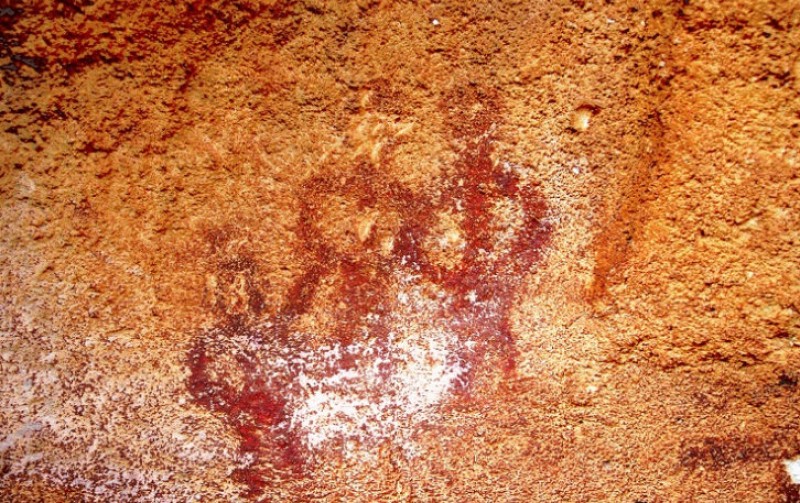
<box><xmin>187</xmin><ymin>103</ymin><xmax>551</xmax><ymax>496</ymax></box>
<box><xmin>2</xmin><ymin>1</ymin><xmax>800</xmax><ymax>502</ymax></box>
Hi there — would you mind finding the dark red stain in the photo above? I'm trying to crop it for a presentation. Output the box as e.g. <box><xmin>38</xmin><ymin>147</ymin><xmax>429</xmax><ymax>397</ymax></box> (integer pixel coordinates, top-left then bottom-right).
<box><xmin>780</xmin><ymin>472</ymin><xmax>800</xmax><ymax>503</ymax></box>
<box><xmin>5</xmin><ymin>0</ymin><xmax>296</xmax><ymax>85</ymax></box>
<box><xmin>186</xmin><ymin>91</ymin><xmax>552</xmax><ymax>498</ymax></box>
<box><xmin>0</xmin><ymin>5</ymin><xmax>47</xmax><ymax>85</ymax></box>
<box><xmin>679</xmin><ymin>432</ymin><xmax>800</xmax><ymax>471</ymax></box>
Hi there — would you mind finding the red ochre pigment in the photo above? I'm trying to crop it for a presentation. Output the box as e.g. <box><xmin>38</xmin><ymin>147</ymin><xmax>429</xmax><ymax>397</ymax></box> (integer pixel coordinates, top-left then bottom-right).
<box><xmin>187</xmin><ymin>99</ymin><xmax>552</xmax><ymax>497</ymax></box>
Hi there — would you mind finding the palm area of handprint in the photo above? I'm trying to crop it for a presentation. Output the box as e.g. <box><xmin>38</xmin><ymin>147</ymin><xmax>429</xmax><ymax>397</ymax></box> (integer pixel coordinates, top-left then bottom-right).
<box><xmin>186</xmin><ymin>95</ymin><xmax>552</xmax><ymax>496</ymax></box>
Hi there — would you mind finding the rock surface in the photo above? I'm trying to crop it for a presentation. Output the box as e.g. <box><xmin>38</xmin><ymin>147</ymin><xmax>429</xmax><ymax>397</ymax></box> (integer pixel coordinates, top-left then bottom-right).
<box><xmin>1</xmin><ymin>0</ymin><xmax>799</xmax><ymax>501</ymax></box>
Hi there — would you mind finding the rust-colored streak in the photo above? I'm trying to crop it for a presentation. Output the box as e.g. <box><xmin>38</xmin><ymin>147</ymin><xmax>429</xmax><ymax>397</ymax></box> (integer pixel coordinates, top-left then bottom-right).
<box><xmin>186</xmin><ymin>93</ymin><xmax>552</xmax><ymax>498</ymax></box>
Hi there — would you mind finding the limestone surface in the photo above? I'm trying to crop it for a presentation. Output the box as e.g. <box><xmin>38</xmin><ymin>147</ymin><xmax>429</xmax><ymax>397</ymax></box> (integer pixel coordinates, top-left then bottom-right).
<box><xmin>1</xmin><ymin>1</ymin><xmax>799</xmax><ymax>502</ymax></box>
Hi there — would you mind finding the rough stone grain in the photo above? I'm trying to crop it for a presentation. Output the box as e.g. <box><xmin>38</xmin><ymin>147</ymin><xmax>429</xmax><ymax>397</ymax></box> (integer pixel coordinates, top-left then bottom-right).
<box><xmin>1</xmin><ymin>1</ymin><xmax>799</xmax><ymax>502</ymax></box>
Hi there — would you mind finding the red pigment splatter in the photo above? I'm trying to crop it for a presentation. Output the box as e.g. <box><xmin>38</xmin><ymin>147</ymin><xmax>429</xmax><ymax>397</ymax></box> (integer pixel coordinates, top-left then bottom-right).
<box><xmin>186</xmin><ymin>93</ymin><xmax>552</xmax><ymax>498</ymax></box>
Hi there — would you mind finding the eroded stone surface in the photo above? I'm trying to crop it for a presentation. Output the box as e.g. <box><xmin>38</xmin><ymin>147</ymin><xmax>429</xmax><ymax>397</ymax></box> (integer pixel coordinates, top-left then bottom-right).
<box><xmin>186</xmin><ymin>105</ymin><xmax>551</xmax><ymax>494</ymax></box>
<box><xmin>2</xmin><ymin>1</ymin><xmax>800</xmax><ymax>502</ymax></box>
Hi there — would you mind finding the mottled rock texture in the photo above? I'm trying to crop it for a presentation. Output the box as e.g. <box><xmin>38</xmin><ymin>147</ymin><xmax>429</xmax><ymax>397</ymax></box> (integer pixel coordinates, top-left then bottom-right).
<box><xmin>2</xmin><ymin>0</ymin><xmax>800</xmax><ymax>502</ymax></box>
